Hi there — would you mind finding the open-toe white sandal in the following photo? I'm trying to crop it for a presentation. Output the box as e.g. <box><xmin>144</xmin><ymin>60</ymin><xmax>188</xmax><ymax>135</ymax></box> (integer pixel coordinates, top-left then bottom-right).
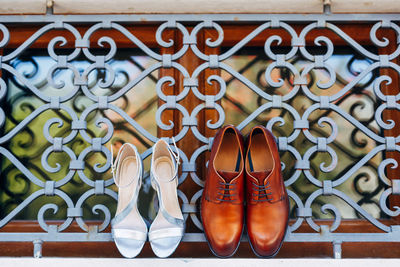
<box><xmin>111</xmin><ymin>143</ymin><xmax>147</xmax><ymax>258</ymax></box>
<box><xmin>149</xmin><ymin>138</ymin><xmax>185</xmax><ymax>258</ymax></box>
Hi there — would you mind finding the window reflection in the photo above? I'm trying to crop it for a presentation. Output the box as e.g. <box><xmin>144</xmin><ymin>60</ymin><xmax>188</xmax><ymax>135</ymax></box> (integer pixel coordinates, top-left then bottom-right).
<box><xmin>0</xmin><ymin>50</ymin><xmax>158</xmax><ymax>221</ymax></box>
<box><xmin>222</xmin><ymin>47</ymin><xmax>385</xmax><ymax>219</ymax></box>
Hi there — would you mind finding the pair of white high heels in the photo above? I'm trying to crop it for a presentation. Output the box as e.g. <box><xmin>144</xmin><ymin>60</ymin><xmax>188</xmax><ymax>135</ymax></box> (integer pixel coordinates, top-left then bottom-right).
<box><xmin>110</xmin><ymin>139</ymin><xmax>184</xmax><ymax>258</ymax></box>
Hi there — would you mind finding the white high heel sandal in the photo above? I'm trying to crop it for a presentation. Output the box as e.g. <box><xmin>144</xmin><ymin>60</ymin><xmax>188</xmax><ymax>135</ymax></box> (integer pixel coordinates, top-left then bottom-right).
<box><xmin>149</xmin><ymin>138</ymin><xmax>185</xmax><ymax>258</ymax></box>
<box><xmin>111</xmin><ymin>143</ymin><xmax>147</xmax><ymax>258</ymax></box>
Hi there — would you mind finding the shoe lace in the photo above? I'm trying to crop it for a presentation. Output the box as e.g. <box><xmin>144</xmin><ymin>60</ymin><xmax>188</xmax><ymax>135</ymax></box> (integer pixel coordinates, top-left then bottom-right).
<box><xmin>252</xmin><ymin>181</ymin><xmax>273</xmax><ymax>202</ymax></box>
<box><xmin>216</xmin><ymin>181</ymin><xmax>237</xmax><ymax>202</ymax></box>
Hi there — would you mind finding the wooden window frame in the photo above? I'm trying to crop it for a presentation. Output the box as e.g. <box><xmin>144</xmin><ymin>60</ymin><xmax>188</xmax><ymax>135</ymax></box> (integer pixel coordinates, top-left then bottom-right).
<box><xmin>0</xmin><ymin>23</ymin><xmax>399</xmax><ymax>258</ymax></box>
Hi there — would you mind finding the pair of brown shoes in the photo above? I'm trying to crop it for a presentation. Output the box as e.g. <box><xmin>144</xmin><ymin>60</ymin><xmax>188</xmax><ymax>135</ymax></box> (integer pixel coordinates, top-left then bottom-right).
<box><xmin>201</xmin><ymin>125</ymin><xmax>289</xmax><ymax>258</ymax></box>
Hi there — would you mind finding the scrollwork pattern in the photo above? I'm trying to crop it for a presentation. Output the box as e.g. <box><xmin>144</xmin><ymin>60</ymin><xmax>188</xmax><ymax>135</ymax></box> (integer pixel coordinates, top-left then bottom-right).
<box><xmin>0</xmin><ymin>16</ymin><xmax>399</xmax><ymax>247</ymax></box>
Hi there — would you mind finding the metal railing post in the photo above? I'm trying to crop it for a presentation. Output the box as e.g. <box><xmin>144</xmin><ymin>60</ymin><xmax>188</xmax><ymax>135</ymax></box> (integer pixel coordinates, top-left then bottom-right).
<box><xmin>33</xmin><ymin>239</ymin><xmax>43</xmax><ymax>258</ymax></box>
<box><xmin>333</xmin><ymin>241</ymin><xmax>342</xmax><ymax>259</ymax></box>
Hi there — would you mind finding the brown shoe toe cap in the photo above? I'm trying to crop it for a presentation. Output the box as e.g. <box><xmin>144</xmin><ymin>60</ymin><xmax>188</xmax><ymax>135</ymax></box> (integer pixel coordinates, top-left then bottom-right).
<box><xmin>202</xmin><ymin>201</ymin><xmax>244</xmax><ymax>257</ymax></box>
<box><xmin>249</xmin><ymin>230</ymin><xmax>285</xmax><ymax>257</ymax></box>
<box><xmin>207</xmin><ymin>224</ymin><xmax>243</xmax><ymax>257</ymax></box>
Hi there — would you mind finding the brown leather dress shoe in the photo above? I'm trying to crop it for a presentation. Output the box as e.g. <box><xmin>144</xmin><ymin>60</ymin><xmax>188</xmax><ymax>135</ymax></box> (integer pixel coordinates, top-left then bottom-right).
<box><xmin>245</xmin><ymin>126</ymin><xmax>289</xmax><ymax>258</ymax></box>
<box><xmin>201</xmin><ymin>125</ymin><xmax>245</xmax><ymax>258</ymax></box>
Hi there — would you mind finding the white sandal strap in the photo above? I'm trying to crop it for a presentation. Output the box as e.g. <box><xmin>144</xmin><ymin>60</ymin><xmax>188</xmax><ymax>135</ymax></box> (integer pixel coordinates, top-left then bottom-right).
<box><xmin>111</xmin><ymin>194</ymin><xmax>141</xmax><ymax>227</ymax></box>
<box><xmin>150</xmin><ymin>170</ymin><xmax>185</xmax><ymax>227</ymax></box>
<box><xmin>148</xmin><ymin>227</ymin><xmax>184</xmax><ymax>241</ymax></box>
<box><xmin>150</xmin><ymin>138</ymin><xmax>185</xmax><ymax>235</ymax></box>
<box><xmin>112</xmin><ymin>228</ymin><xmax>147</xmax><ymax>241</ymax></box>
<box><xmin>111</xmin><ymin>143</ymin><xmax>141</xmax><ymax>188</ymax></box>
<box><xmin>169</xmin><ymin>137</ymin><xmax>181</xmax><ymax>182</ymax></box>
<box><xmin>168</xmin><ymin>137</ymin><xmax>180</xmax><ymax>167</ymax></box>
<box><xmin>110</xmin><ymin>143</ymin><xmax>144</xmax><ymax>227</ymax></box>
<box><xmin>151</xmin><ymin>138</ymin><xmax>180</xmax><ymax>184</ymax></box>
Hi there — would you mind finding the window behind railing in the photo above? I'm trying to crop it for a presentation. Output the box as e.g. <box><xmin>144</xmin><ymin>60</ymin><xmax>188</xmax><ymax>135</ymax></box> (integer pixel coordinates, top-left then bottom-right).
<box><xmin>0</xmin><ymin>47</ymin><xmax>386</xmax><ymax>221</ymax></box>
<box><xmin>0</xmin><ymin>18</ymin><xmax>399</xmax><ymax>258</ymax></box>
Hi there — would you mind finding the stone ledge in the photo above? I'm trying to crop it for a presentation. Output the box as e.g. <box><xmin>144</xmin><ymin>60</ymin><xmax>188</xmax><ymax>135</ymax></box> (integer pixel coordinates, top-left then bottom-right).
<box><xmin>331</xmin><ymin>0</ymin><xmax>400</xmax><ymax>13</ymax></box>
<box><xmin>52</xmin><ymin>0</ymin><xmax>323</xmax><ymax>14</ymax></box>
<box><xmin>2</xmin><ymin>0</ymin><xmax>400</xmax><ymax>15</ymax></box>
<box><xmin>0</xmin><ymin>0</ymin><xmax>47</xmax><ymax>14</ymax></box>
<box><xmin>1</xmin><ymin>258</ymin><xmax>400</xmax><ymax>267</ymax></box>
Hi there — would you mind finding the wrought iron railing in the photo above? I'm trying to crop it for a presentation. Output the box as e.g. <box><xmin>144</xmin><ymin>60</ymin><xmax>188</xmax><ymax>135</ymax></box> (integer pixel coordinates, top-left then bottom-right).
<box><xmin>0</xmin><ymin>14</ymin><xmax>399</xmax><ymax>259</ymax></box>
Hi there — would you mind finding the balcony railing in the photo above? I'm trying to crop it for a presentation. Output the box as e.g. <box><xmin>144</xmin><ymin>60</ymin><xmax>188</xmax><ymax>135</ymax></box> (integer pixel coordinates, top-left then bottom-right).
<box><xmin>0</xmin><ymin>13</ymin><xmax>399</xmax><ymax>259</ymax></box>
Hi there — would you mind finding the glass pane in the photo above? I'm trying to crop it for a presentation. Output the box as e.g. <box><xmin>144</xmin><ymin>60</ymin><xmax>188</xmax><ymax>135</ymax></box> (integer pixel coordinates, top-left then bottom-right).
<box><xmin>221</xmin><ymin>46</ymin><xmax>385</xmax><ymax>219</ymax></box>
<box><xmin>0</xmin><ymin>49</ymin><xmax>158</xmax><ymax>221</ymax></box>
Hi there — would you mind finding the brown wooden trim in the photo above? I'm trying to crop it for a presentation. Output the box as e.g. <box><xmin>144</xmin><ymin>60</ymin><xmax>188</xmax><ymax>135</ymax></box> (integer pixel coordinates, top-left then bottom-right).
<box><xmin>379</xmin><ymin>28</ymin><xmax>400</xmax><ymax>222</ymax></box>
<box><xmin>2</xmin><ymin>240</ymin><xmax>400</xmax><ymax>258</ymax></box>
<box><xmin>5</xmin><ymin>25</ymin><xmax>161</xmax><ymax>49</ymax></box>
<box><xmin>1</xmin><ymin>219</ymin><xmax>395</xmax><ymax>233</ymax></box>
<box><xmin>4</xmin><ymin>24</ymin><xmax>381</xmax><ymax>50</ymax></box>
<box><xmin>174</xmin><ymin>28</ymin><xmax>205</xmax><ymax>233</ymax></box>
<box><xmin>220</xmin><ymin>24</ymin><xmax>377</xmax><ymax>47</ymax></box>
<box><xmin>200</xmin><ymin>27</ymin><xmax>221</xmax><ymax>210</ymax></box>
<box><xmin>0</xmin><ymin>220</ymin><xmax>399</xmax><ymax>257</ymax></box>
<box><xmin>158</xmin><ymin>28</ymin><xmax>177</xmax><ymax>138</ymax></box>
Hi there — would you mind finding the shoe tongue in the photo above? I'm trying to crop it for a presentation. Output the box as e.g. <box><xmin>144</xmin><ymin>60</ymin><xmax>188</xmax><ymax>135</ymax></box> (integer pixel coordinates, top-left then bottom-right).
<box><xmin>217</xmin><ymin>170</ymin><xmax>239</xmax><ymax>183</ymax></box>
<box><xmin>249</xmin><ymin>170</ymin><xmax>272</xmax><ymax>184</ymax></box>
